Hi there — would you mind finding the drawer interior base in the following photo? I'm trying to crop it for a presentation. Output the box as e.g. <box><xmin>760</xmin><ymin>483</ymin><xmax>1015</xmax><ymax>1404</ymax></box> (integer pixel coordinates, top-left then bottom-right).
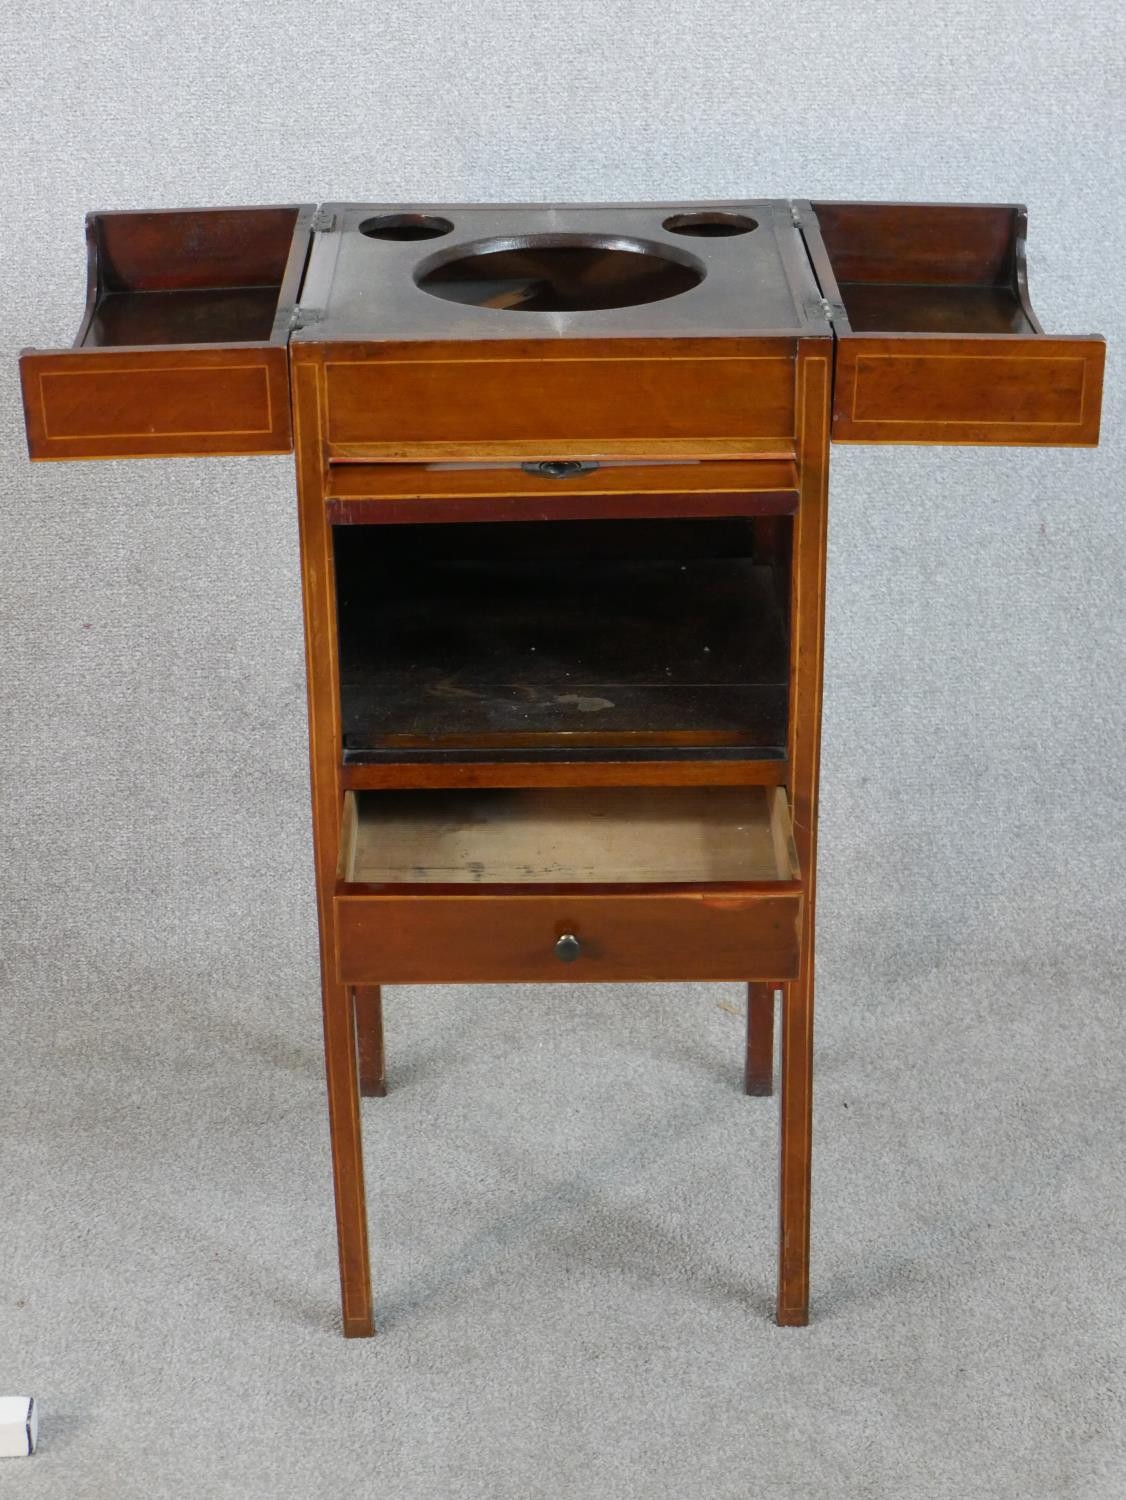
<box><xmin>341</xmin><ymin>786</ymin><xmax>799</xmax><ymax>887</ymax></box>
<box><xmin>84</xmin><ymin>286</ymin><xmax>283</xmax><ymax>347</ymax></box>
<box><xmin>837</xmin><ymin>281</ymin><xmax>1034</xmax><ymax>335</ymax></box>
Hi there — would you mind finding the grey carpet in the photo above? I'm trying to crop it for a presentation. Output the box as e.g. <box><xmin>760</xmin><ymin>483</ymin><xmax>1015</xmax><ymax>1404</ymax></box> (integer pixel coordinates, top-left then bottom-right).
<box><xmin>2</xmin><ymin>2</ymin><xmax>1125</xmax><ymax>1496</ymax></box>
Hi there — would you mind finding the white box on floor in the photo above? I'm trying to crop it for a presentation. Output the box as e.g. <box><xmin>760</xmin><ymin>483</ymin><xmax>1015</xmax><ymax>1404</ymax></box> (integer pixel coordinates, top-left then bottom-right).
<box><xmin>0</xmin><ymin>1397</ymin><xmax>37</xmax><ymax>1457</ymax></box>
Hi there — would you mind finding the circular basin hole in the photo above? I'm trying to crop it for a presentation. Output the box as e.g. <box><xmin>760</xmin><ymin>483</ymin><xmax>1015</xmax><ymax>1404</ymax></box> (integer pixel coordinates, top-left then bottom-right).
<box><xmin>360</xmin><ymin>213</ymin><xmax>454</xmax><ymax>241</ymax></box>
<box><xmin>415</xmin><ymin>234</ymin><xmax>703</xmax><ymax>312</ymax></box>
<box><xmin>662</xmin><ymin>211</ymin><xmax>758</xmax><ymax>237</ymax></box>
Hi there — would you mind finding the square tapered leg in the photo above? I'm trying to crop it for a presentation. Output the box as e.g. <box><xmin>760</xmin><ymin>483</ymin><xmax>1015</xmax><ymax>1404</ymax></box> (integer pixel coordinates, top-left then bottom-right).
<box><xmin>776</xmin><ymin>964</ymin><xmax>814</xmax><ymax>1326</ymax></box>
<box><xmin>323</xmin><ymin>979</ymin><xmax>374</xmax><ymax>1337</ymax></box>
<box><xmin>745</xmin><ymin>983</ymin><xmax>775</xmax><ymax>1095</ymax></box>
<box><xmin>353</xmin><ymin>985</ymin><xmax>387</xmax><ymax>1097</ymax></box>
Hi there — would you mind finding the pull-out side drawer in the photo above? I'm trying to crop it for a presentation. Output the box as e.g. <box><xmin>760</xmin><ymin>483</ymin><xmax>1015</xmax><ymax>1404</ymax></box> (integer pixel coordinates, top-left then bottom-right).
<box><xmin>334</xmin><ymin>786</ymin><xmax>802</xmax><ymax>983</ymax></box>
<box><xmin>800</xmin><ymin>201</ymin><xmax>1104</xmax><ymax>446</ymax></box>
<box><xmin>21</xmin><ymin>204</ymin><xmax>313</xmax><ymax>460</ymax></box>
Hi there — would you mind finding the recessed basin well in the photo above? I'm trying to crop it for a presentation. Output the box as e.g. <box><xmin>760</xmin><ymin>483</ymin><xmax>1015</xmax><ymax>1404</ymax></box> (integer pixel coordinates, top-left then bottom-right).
<box><xmin>414</xmin><ymin>234</ymin><xmax>705</xmax><ymax>312</ymax></box>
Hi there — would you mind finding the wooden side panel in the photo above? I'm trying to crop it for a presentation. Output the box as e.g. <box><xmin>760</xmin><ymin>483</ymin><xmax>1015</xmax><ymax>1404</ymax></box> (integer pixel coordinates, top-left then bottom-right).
<box><xmin>321</xmin><ymin>343</ymin><xmax>797</xmax><ymax>459</ymax></box>
<box><xmin>20</xmin><ymin>345</ymin><xmax>293</xmax><ymax>459</ymax></box>
<box><xmin>292</xmin><ymin>351</ymin><xmax>374</xmax><ymax>1337</ymax></box>
<box><xmin>776</xmin><ymin>343</ymin><xmax>832</xmax><ymax>1325</ymax></box>
<box><xmin>94</xmin><ymin>205</ymin><xmax>302</xmax><ymax>292</ymax></box>
<box><xmin>335</xmin><ymin>888</ymin><xmax>802</xmax><ymax>984</ymax></box>
<box><xmin>811</xmin><ymin>202</ymin><xmax>1019</xmax><ymax>285</ymax></box>
<box><xmin>831</xmin><ymin>335</ymin><xmax>1105</xmax><ymax>446</ymax></box>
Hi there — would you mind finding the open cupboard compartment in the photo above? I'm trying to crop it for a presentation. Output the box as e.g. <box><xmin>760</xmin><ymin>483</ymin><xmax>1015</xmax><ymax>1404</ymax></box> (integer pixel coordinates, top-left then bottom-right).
<box><xmin>332</xmin><ymin>514</ymin><xmax>792</xmax><ymax>765</ymax></box>
<box><xmin>20</xmin><ymin>204</ymin><xmax>314</xmax><ymax>459</ymax></box>
<box><xmin>334</xmin><ymin>784</ymin><xmax>803</xmax><ymax>983</ymax></box>
<box><xmin>799</xmin><ymin>200</ymin><xmax>1104</xmax><ymax>445</ymax></box>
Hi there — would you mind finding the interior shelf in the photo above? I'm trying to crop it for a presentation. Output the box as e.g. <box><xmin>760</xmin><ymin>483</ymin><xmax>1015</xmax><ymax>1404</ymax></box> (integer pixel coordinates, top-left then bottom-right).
<box><xmin>335</xmin><ymin>518</ymin><xmax>789</xmax><ymax>764</ymax></box>
<box><xmin>82</xmin><ymin>286</ymin><xmax>283</xmax><ymax>347</ymax></box>
<box><xmin>835</xmin><ymin>282</ymin><xmax>1034</xmax><ymax>335</ymax></box>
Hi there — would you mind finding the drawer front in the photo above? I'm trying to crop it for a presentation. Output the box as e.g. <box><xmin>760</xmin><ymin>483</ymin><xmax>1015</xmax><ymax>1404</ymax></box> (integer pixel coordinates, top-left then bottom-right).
<box><xmin>831</xmin><ymin>335</ymin><xmax>1104</xmax><ymax>446</ymax></box>
<box><xmin>21</xmin><ymin>344</ymin><xmax>293</xmax><ymax>460</ymax></box>
<box><xmin>335</xmin><ymin>887</ymin><xmax>802</xmax><ymax>984</ymax></box>
<box><xmin>325</xmin><ymin>458</ymin><xmax>800</xmax><ymax>526</ymax></box>
<box><xmin>321</xmin><ymin>346</ymin><xmax>796</xmax><ymax>460</ymax></box>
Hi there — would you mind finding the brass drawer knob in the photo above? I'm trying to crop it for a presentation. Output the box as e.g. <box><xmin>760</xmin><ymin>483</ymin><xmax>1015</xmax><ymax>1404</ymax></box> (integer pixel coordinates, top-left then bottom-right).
<box><xmin>554</xmin><ymin>933</ymin><xmax>582</xmax><ymax>963</ymax></box>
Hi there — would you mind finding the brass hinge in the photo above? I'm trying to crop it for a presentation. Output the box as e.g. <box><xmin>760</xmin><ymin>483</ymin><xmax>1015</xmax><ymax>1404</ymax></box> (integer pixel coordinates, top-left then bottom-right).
<box><xmin>803</xmin><ymin>295</ymin><xmax>834</xmax><ymax>326</ymax></box>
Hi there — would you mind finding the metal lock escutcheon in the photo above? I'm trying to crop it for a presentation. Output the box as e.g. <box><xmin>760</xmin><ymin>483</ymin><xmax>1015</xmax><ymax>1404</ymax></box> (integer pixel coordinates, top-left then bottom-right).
<box><xmin>522</xmin><ymin>460</ymin><xmax>597</xmax><ymax>479</ymax></box>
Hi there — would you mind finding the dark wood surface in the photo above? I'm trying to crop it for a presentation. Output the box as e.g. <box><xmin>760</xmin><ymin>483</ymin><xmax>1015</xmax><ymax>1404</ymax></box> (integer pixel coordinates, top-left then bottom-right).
<box><xmin>293</xmin><ymin>201</ymin><xmax>825</xmax><ymax>344</ymax></box>
<box><xmin>838</xmin><ymin>282</ymin><xmax>1034</xmax><ymax>335</ymax></box>
<box><xmin>353</xmin><ymin>986</ymin><xmax>387</xmax><ymax>1098</ymax></box>
<box><xmin>808</xmin><ymin>201</ymin><xmax>1021</xmax><ymax>285</ymax></box>
<box><xmin>745</xmin><ymin>983</ymin><xmax>776</xmax><ymax>1095</ymax></box>
<box><xmin>334</xmin><ymin>521</ymin><xmax>789</xmax><ymax>762</ymax></box>
<box><xmin>91</xmin><ymin>204</ymin><xmax>304</xmax><ymax>292</ymax></box>
<box><xmin>83</xmin><ymin>287</ymin><xmax>282</xmax><ymax>347</ymax></box>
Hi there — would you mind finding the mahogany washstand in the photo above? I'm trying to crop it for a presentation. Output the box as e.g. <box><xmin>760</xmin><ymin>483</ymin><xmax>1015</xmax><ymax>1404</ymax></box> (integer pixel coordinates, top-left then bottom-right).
<box><xmin>20</xmin><ymin>199</ymin><xmax>1105</xmax><ymax>1335</ymax></box>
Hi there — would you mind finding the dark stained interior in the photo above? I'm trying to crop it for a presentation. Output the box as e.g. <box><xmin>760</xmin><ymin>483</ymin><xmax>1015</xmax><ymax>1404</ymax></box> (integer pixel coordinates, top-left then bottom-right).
<box><xmin>83</xmin><ymin>286</ymin><xmax>280</xmax><ymax>346</ymax></box>
<box><xmin>838</xmin><ymin>281</ymin><xmax>1034</xmax><ymax>335</ymax></box>
<box><xmin>415</xmin><ymin>238</ymin><xmax>704</xmax><ymax>312</ymax></box>
<box><xmin>334</xmin><ymin>518</ymin><xmax>790</xmax><ymax>763</ymax></box>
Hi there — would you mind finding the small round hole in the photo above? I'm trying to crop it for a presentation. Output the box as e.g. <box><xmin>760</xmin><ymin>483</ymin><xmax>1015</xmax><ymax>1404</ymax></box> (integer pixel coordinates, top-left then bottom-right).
<box><xmin>662</xmin><ymin>211</ymin><xmax>758</xmax><ymax>238</ymax></box>
<box><xmin>359</xmin><ymin>213</ymin><xmax>454</xmax><ymax>242</ymax></box>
